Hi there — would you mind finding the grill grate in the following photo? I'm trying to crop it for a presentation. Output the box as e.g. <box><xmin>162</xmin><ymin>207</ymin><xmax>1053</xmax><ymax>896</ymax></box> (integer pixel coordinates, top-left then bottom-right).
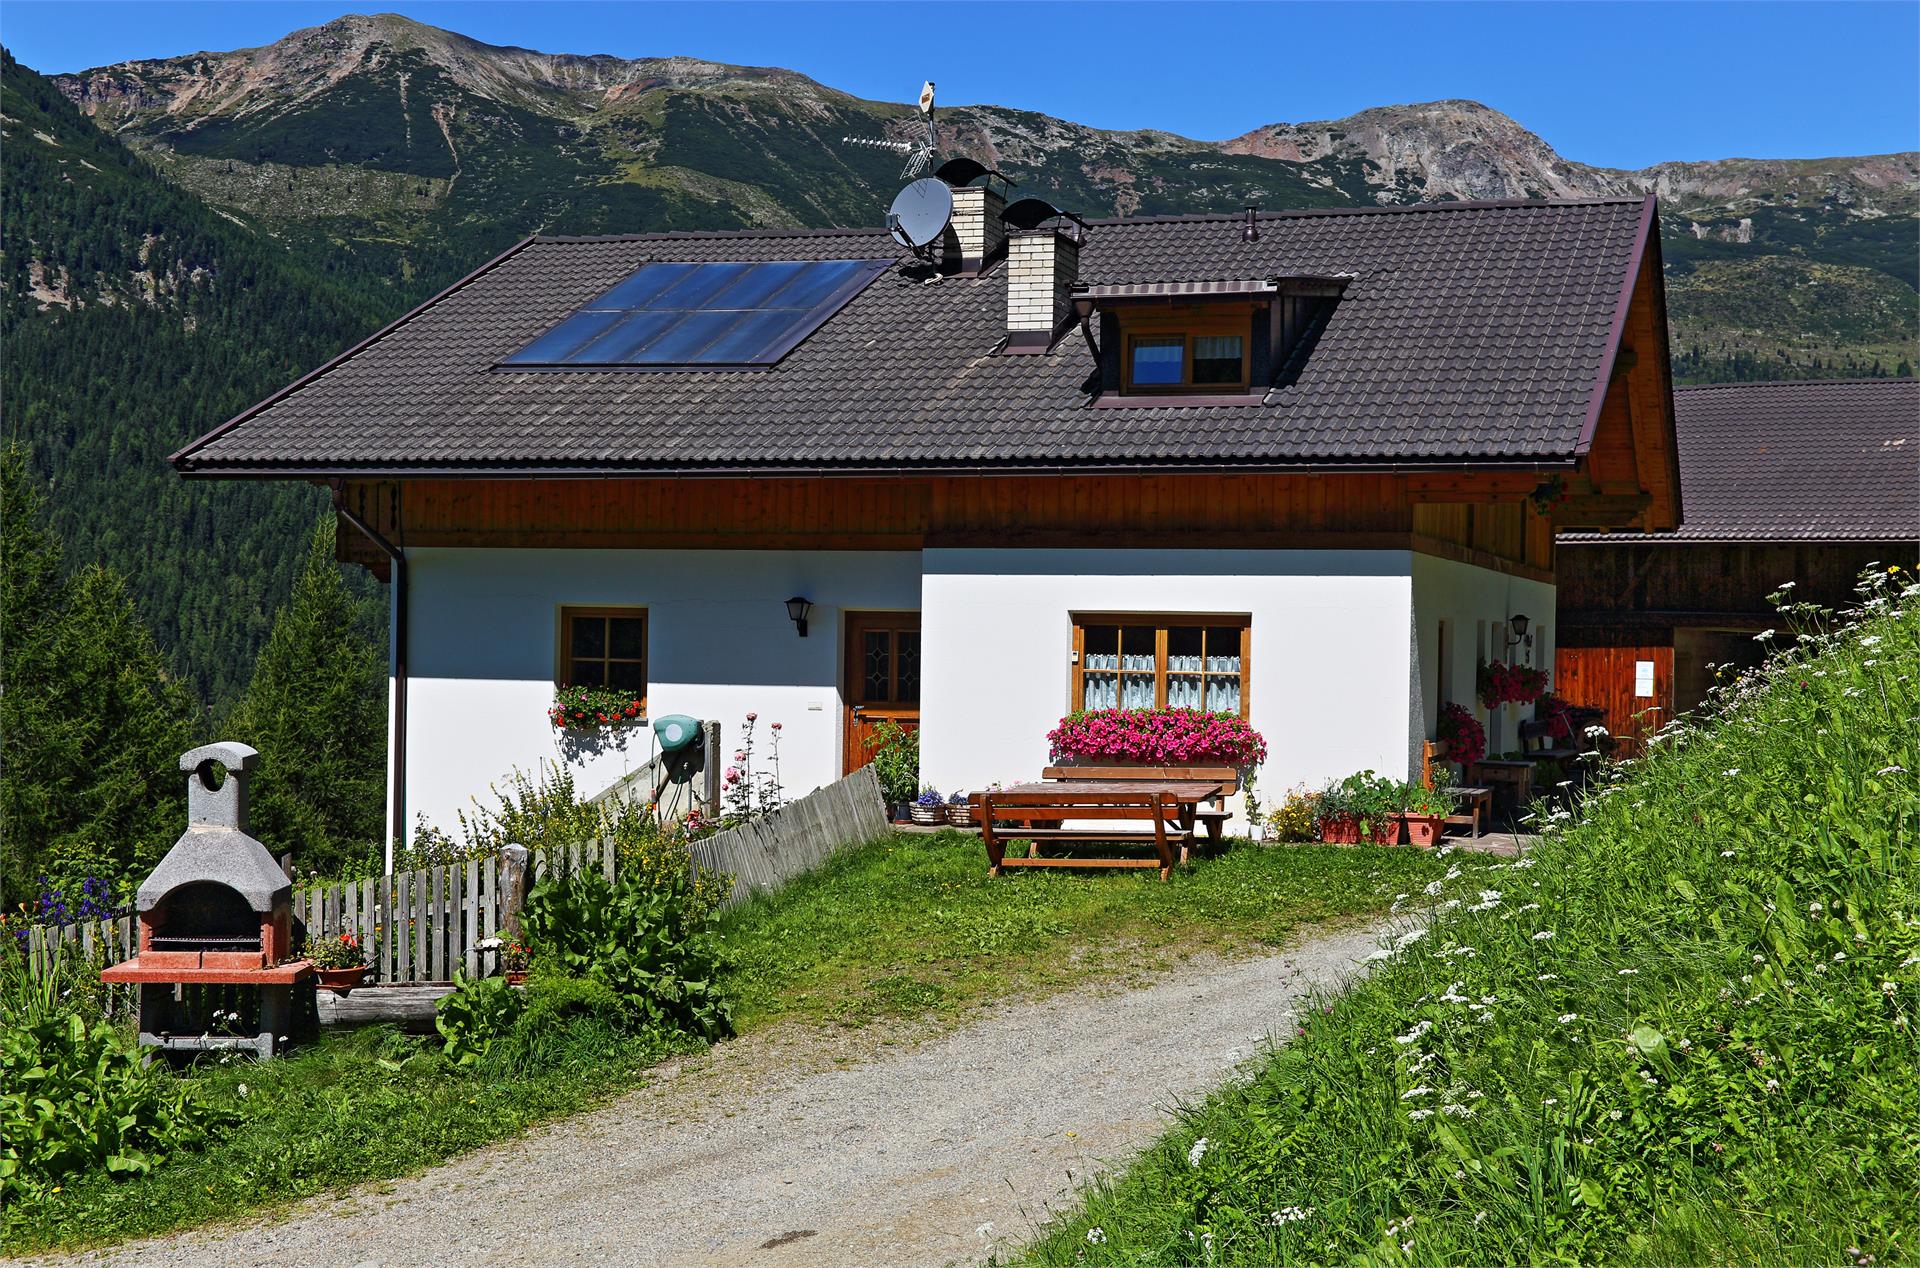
<box><xmin>150</xmin><ymin>934</ymin><xmax>262</xmax><ymax>949</ymax></box>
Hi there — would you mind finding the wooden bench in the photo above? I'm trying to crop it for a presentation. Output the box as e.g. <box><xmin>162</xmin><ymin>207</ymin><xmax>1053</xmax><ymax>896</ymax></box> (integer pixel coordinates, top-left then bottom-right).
<box><xmin>1420</xmin><ymin>740</ymin><xmax>1493</xmax><ymax>839</ymax></box>
<box><xmin>1040</xmin><ymin>765</ymin><xmax>1238</xmax><ymax>849</ymax></box>
<box><xmin>974</xmin><ymin>788</ymin><xmax>1194</xmax><ymax>881</ymax></box>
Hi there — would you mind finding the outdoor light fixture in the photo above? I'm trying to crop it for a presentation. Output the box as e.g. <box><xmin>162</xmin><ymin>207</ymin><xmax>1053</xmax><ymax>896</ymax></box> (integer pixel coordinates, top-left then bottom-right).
<box><xmin>1506</xmin><ymin>613</ymin><xmax>1532</xmax><ymax>650</ymax></box>
<box><xmin>785</xmin><ymin>596</ymin><xmax>813</xmax><ymax>638</ymax></box>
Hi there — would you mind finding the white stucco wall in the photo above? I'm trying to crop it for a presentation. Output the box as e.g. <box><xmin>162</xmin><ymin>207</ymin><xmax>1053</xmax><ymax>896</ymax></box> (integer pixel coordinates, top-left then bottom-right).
<box><xmin>917</xmin><ymin>548</ymin><xmax>1419</xmax><ymax>809</ymax></box>
<box><xmin>1409</xmin><ymin>552</ymin><xmax>1557</xmax><ymax>758</ymax></box>
<box><xmin>402</xmin><ymin>548</ymin><xmax>921</xmax><ymax>838</ymax></box>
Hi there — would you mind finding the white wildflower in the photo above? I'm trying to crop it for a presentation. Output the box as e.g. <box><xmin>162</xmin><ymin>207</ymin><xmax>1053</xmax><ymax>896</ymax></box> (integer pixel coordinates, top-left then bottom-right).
<box><xmin>1424</xmin><ymin>880</ymin><xmax>1445</xmax><ymax>897</ymax></box>
<box><xmin>1187</xmin><ymin>1136</ymin><xmax>1212</xmax><ymax>1167</ymax></box>
<box><xmin>1537</xmin><ymin>972</ymin><xmax>1558</xmax><ymax>981</ymax></box>
<box><xmin>1723</xmin><ymin>768</ymin><xmax>1740</xmax><ymax>778</ymax></box>
<box><xmin>1878</xmin><ymin>765</ymin><xmax>1908</xmax><ymax>776</ymax></box>
<box><xmin>1617</xmin><ymin>968</ymin><xmax>1639</xmax><ymax>976</ymax></box>
<box><xmin>1609</xmin><ymin>1109</ymin><xmax>1624</xmax><ymax>1120</ymax></box>
<box><xmin>1533</xmin><ymin>930</ymin><xmax>1555</xmax><ymax>941</ymax></box>
<box><xmin>1086</xmin><ymin>1227</ymin><xmax>1107</xmax><ymax>1245</ymax></box>
<box><xmin>1407</xmin><ymin>1108</ymin><xmax>1435</xmax><ymax>1121</ymax></box>
<box><xmin>1400</xmin><ymin>1085</ymin><xmax>1435</xmax><ymax>1101</ymax></box>
<box><xmin>1834</xmin><ymin>952</ymin><xmax>1848</xmax><ymax>962</ymax></box>
<box><xmin>1558</xmin><ymin>1013</ymin><xmax>1578</xmax><ymax>1024</ymax></box>
<box><xmin>1394</xmin><ymin>1020</ymin><xmax>1434</xmax><ymax>1046</ymax></box>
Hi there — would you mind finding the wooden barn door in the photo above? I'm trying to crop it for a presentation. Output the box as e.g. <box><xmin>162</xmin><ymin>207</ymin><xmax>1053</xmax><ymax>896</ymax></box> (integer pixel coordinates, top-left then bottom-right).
<box><xmin>1554</xmin><ymin>645</ymin><xmax>1674</xmax><ymax>756</ymax></box>
<box><xmin>843</xmin><ymin>612</ymin><xmax>921</xmax><ymax>777</ymax></box>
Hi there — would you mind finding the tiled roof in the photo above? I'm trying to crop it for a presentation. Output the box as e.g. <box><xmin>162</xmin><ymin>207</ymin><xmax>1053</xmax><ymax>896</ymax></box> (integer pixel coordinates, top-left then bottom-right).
<box><xmin>1563</xmin><ymin>379</ymin><xmax>1918</xmax><ymax>543</ymax></box>
<box><xmin>175</xmin><ymin>197</ymin><xmax>1655</xmax><ymax>475</ymax></box>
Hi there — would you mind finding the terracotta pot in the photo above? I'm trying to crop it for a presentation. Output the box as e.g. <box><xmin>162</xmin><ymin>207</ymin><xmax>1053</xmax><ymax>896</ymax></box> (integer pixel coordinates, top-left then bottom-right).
<box><xmin>1364</xmin><ymin>818</ymin><xmax>1403</xmax><ymax>846</ymax></box>
<box><xmin>505</xmin><ymin>970</ymin><xmax>529</xmax><ymax>986</ymax></box>
<box><xmin>1320</xmin><ymin>817</ymin><xmax>1361</xmax><ymax>845</ymax></box>
<box><xmin>313</xmin><ymin>966</ymin><xmax>367</xmax><ymax>993</ymax></box>
<box><xmin>1402</xmin><ymin>814</ymin><xmax>1444</xmax><ymax>847</ymax></box>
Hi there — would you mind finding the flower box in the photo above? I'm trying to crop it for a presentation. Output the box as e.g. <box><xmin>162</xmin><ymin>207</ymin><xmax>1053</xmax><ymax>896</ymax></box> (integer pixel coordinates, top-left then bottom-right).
<box><xmin>1048</xmin><ymin>708</ymin><xmax>1267</xmax><ymax>769</ymax></box>
<box><xmin>1364</xmin><ymin>818</ymin><xmax>1403</xmax><ymax>846</ymax></box>
<box><xmin>910</xmin><ymin>804</ymin><xmax>942</xmax><ymax>826</ymax></box>
<box><xmin>946</xmin><ymin>803</ymin><xmax>977</xmax><ymax>827</ymax></box>
<box><xmin>1319</xmin><ymin>817</ymin><xmax>1361</xmax><ymax>845</ymax></box>
<box><xmin>1401</xmin><ymin>813</ymin><xmax>1444</xmax><ymax>847</ymax></box>
<box><xmin>550</xmin><ymin>683</ymin><xmax>647</xmax><ymax>730</ymax></box>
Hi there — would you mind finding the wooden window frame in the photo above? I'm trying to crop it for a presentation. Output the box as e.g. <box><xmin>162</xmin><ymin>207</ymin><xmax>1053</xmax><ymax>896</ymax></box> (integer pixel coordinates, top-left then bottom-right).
<box><xmin>1069</xmin><ymin>613</ymin><xmax>1252</xmax><ymax>717</ymax></box>
<box><xmin>1118</xmin><ymin>305</ymin><xmax>1253</xmax><ymax>395</ymax></box>
<box><xmin>556</xmin><ymin>606</ymin><xmax>648</xmax><ymax>711</ymax></box>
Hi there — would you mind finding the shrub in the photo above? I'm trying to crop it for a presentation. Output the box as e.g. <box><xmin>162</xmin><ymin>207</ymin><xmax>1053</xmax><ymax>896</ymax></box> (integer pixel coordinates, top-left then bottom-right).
<box><xmin>1048</xmin><ymin>709</ymin><xmax>1267</xmax><ymax>770</ymax></box>
<box><xmin>867</xmin><ymin>720</ymin><xmax>920</xmax><ymax>807</ymax></box>
<box><xmin>518</xmin><ymin>864</ymin><xmax>732</xmax><ymax>1042</ymax></box>
<box><xmin>1</xmin><ymin>949</ymin><xmax>232</xmax><ymax>1204</ymax></box>
<box><xmin>1264</xmin><ymin>786</ymin><xmax>1321</xmax><ymax>842</ymax></box>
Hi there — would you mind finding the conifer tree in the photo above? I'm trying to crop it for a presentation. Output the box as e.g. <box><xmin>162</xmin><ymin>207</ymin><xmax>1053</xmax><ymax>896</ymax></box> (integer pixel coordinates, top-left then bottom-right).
<box><xmin>230</xmin><ymin>515</ymin><xmax>386</xmax><ymax>878</ymax></box>
<box><xmin>1</xmin><ymin>448</ymin><xmax>67</xmax><ymax>904</ymax></box>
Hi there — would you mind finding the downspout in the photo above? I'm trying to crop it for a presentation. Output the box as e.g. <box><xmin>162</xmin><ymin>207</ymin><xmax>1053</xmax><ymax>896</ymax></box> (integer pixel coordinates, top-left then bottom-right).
<box><xmin>330</xmin><ymin>482</ymin><xmax>407</xmax><ymax>873</ymax></box>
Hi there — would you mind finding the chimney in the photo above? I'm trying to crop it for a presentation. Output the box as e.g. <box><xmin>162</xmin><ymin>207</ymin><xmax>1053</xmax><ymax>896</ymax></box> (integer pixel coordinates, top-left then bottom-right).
<box><xmin>1004</xmin><ymin>227</ymin><xmax>1080</xmax><ymax>352</ymax></box>
<box><xmin>944</xmin><ymin>183</ymin><xmax>1006</xmax><ymax>275</ymax></box>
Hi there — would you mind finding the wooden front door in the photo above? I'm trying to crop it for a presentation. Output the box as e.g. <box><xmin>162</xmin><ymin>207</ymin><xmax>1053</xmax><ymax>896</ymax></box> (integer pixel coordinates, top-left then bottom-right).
<box><xmin>843</xmin><ymin>612</ymin><xmax>921</xmax><ymax>776</ymax></box>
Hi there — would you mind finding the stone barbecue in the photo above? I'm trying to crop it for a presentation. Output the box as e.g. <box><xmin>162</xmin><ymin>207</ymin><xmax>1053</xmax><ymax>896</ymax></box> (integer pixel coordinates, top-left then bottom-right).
<box><xmin>102</xmin><ymin>742</ymin><xmax>313</xmax><ymax>1057</ymax></box>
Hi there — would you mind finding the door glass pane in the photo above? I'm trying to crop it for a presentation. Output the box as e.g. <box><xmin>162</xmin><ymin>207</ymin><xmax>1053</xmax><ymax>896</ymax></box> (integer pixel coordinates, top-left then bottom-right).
<box><xmin>1167</xmin><ymin>626</ymin><xmax>1202</xmax><ymax>673</ymax></box>
<box><xmin>1204</xmin><ymin>676</ymin><xmax>1241</xmax><ymax>714</ymax></box>
<box><xmin>609</xmin><ymin>617</ymin><xmax>646</xmax><ymax>660</ymax></box>
<box><xmin>608</xmin><ymin>660</ymin><xmax>646</xmax><ymax>691</ymax></box>
<box><xmin>1205</xmin><ymin>627</ymin><xmax>1241</xmax><ymax>674</ymax></box>
<box><xmin>862</xmin><ymin>631</ymin><xmax>890</xmax><ymax>702</ymax></box>
<box><xmin>1167</xmin><ymin>675</ymin><xmax>1203</xmax><ymax>708</ymax></box>
<box><xmin>1084</xmin><ymin>673</ymin><xmax>1118</xmax><ymax>710</ymax></box>
<box><xmin>1192</xmin><ymin>334</ymin><xmax>1244</xmax><ymax>385</ymax></box>
<box><xmin>1131</xmin><ymin>336</ymin><xmax>1184</xmax><ymax>386</ymax></box>
<box><xmin>571</xmin><ymin>617</ymin><xmax>605</xmax><ymax>659</ymax></box>
<box><xmin>896</xmin><ymin>632</ymin><xmax>921</xmax><ymax>703</ymax></box>
<box><xmin>1120</xmin><ymin>625</ymin><xmax>1156</xmax><ymax>673</ymax></box>
<box><xmin>1082</xmin><ymin>624</ymin><xmax>1119</xmax><ymax>671</ymax></box>
<box><xmin>569</xmin><ymin>660</ymin><xmax>605</xmax><ymax>687</ymax></box>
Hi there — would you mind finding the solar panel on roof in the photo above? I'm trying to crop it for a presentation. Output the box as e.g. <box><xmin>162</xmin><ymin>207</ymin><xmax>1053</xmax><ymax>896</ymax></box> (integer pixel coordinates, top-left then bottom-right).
<box><xmin>500</xmin><ymin>258</ymin><xmax>892</xmax><ymax>370</ymax></box>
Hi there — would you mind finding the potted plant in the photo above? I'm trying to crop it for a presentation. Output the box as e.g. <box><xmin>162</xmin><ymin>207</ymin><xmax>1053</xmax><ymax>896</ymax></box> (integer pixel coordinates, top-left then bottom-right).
<box><xmin>1400</xmin><ymin>783</ymin><xmax>1452</xmax><ymax>847</ymax></box>
<box><xmin>502</xmin><ymin>938</ymin><xmax>531</xmax><ymax>986</ymax></box>
<box><xmin>911</xmin><ymin>786</ymin><xmax>944</xmax><ymax>826</ymax></box>
<box><xmin>308</xmin><ymin>932</ymin><xmax>368</xmax><ymax>993</ymax></box>
<box><xmin>1317</xmin><ymin>782</ymin><xmax>1360</xmax><ymax>844</ymax></box>
<box><xmin>1342</xmin><ymin>771</ymin><xmax>1401</xmax><ymax>845</ymax></box>
<box><xmin>945</xmin><ymin>789</ymin><xmax>976</xmax><ymax>827</ymax></box>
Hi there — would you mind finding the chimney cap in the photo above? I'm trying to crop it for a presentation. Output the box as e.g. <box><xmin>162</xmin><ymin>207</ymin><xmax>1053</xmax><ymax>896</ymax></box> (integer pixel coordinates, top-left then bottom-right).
<box><xmin>179</xmin><ymin>741</ymin><xmax>259</xmax><ymax>775</ymax></box>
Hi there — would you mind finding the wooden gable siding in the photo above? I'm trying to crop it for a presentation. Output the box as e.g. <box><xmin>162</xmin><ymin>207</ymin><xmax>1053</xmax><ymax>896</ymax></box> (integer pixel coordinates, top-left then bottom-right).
<box><xmin>1558</xmin><ymin>539</ymin><xmax>1915</xmax><ymax>631</ymax></box>
<box><xmin>333</xmin><ymin>472</ymin><xmax>1556</xmax><ymax>580</ymax></box>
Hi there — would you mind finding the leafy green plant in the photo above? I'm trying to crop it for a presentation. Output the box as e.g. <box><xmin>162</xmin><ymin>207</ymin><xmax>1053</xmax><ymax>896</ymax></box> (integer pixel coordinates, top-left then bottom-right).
<box><xmin>867</xmin><ymin>721</ymin><xmax>920</xmax><ymax>808</ymax></box>
<box><xmin>519</xmin><ymin>864</ymin><xmax>733</xmax><ymax>1042</ymax></box>
<box><xmin>1</xmin><ymin>946</ymin><xmax>233</xmax><ymax>1205</ymax></box>
<box><xmin>1398</xmin><ymin>782</ymin><xmax>1453</xmax><ymax>817</ymax></box>
<box><xmin>434</xmin><ymin>970</ymin><xmax>525</xmax><ymax>1067</ymax></box>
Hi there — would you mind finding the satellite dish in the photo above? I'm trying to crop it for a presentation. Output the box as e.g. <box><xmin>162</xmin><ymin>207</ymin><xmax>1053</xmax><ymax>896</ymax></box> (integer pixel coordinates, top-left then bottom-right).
<box><xmin>887</xmin><ymin>177</ymin><xmax>954</xmax><ymax>251</ymax></box>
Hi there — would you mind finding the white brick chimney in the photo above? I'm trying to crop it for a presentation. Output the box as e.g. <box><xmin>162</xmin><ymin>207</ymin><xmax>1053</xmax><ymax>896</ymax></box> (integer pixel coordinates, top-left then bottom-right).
<box><xmin>1004</xmin><ymin>228</ymin><xmax>1080</xmax><ymax>352</ymax></box>
<box><xmin>943</xmin><ymin>184</ymin><xmax>1006</xmax><ymax>275</ymax></box>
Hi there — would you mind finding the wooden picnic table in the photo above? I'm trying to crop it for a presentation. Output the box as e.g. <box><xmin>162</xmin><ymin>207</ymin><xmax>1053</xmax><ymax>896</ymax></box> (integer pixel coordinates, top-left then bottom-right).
<box><xmin>972</xmin><ymin>780</ymin><xmax>1226</xmax><ymax>881</ymax></box>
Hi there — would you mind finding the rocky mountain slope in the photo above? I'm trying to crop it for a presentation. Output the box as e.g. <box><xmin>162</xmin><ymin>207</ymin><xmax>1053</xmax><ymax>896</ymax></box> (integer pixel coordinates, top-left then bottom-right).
<box><xmin>50</xmin><ymin>14</ymin><xmax>1917</xmax><ymax>377</ymax></box>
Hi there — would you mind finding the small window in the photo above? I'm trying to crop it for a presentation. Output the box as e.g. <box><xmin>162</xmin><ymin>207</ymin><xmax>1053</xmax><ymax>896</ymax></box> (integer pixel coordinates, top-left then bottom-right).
<box><xmin>1123</xmin><ymin>329</ymin><xmax>1248</xmax><ymax>393</ymax></box>
<box><xmin>1073</xmin><ymin>616</ymin><xmax>1249</xmax><ymax>716</ymax></box>
<box><xmin>560</xmin><ymin>607</ymin><xmax>647</xmax><ymax>704</ymax></box>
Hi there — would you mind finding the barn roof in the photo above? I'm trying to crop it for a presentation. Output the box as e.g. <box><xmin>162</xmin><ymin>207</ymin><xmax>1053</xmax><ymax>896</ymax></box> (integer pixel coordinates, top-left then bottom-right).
<box><xmin>174</xmin><ymin>197</ymin><xmax>1660</xmax><ymax>477</ymax></box>
<box><xmin>1563</xmin><ymin>378</ymin><xmax>1918</xmax><ymax>543</ymax></box>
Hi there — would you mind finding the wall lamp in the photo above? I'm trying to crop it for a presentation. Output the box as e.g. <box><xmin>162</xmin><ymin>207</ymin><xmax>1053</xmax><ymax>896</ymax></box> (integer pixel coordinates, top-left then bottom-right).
<box><xmin>1505</xmin><ymin>613</ymin><xmax>1532</xmax><ymax>651</ymax></box>
<box><xmin>785</xmin><ymin>596</ymin><xmax>813</xmax><ymax>638</ymax></box>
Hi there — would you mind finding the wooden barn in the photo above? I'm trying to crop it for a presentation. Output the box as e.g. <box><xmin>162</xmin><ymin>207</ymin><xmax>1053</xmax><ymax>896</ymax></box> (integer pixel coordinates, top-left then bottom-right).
<box><xmin>1555</xmin><ymin>378</ymin><xmax>1918</xmax><ymax>750</ymax></box>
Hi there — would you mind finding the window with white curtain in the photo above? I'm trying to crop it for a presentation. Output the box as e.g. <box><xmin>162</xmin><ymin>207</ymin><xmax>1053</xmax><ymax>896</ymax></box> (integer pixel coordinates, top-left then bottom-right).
<box><xmin>1074</xmin><ymin>616</ymin><xmax>1250</xmax><ymax>716</ymax></box>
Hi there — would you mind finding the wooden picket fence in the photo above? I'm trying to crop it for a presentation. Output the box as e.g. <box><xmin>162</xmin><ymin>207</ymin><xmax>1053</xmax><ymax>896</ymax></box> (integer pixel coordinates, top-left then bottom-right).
<box><xmin>24</xmin><ymin>764</ymin><xmax>889</xmax><ymax>984</ymax></box>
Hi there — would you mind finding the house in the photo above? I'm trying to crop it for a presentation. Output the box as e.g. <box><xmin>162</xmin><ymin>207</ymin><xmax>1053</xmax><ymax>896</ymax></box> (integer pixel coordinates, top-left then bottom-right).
<box><xmin>172</xmin><ymin>185</ymin><xmax>1682</xmax><ymax>853</ymax></box>
<box><xmin>1556</xmin><ymin>377</ymin><xmax>1918</xmax><ymax>751</ymax></box>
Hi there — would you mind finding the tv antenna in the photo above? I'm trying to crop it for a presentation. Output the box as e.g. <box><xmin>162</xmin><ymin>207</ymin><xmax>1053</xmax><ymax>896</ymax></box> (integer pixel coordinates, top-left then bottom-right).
<box><xmin>843</xmin><ymin>79</ymin><xmax>937</xmax><ymax>179</ymax></box>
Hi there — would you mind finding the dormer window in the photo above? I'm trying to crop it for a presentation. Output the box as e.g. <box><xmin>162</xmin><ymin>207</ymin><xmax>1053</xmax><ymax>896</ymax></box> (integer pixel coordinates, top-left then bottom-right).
<box><xmin>1124</xmin><ymin>328</ymin><xmax>1249</xmax><ymax>393</ymax></box>
<box><xmin>1074</xmin><ymin>275</ymin><xmax>1348</xmax><ymax>407</ymax></box>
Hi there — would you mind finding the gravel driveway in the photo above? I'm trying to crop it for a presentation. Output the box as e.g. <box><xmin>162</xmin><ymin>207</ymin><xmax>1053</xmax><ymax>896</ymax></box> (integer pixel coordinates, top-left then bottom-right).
<box><xmin>47</xmin><ymin>923</ymin><xmax>1391</xmax><ymax>1268</ymax></box>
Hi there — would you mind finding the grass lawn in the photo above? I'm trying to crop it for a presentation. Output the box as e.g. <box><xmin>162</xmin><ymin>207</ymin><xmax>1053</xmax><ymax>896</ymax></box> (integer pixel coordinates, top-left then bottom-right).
<box><xmin>1018</xmin><ymin>573</ymin><xmax>1920</xmax><ymax>1266</ymax></box>
<box><xmin>719</xmin><ymin>833</ymin><xmax>1469</xmax><ymax>1029</ymax></box>
<box><xmin>4</xmin><ymin>835</ymin><xmax>1462</xmax><ymax>1254</ymax></box>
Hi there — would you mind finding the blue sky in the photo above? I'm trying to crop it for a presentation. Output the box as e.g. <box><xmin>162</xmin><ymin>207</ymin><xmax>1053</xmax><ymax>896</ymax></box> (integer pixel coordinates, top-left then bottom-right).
<box><xmin>5</xmin><ymin>1</ymin><xmax>1916</xmax><ymax>168</ymax></box>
